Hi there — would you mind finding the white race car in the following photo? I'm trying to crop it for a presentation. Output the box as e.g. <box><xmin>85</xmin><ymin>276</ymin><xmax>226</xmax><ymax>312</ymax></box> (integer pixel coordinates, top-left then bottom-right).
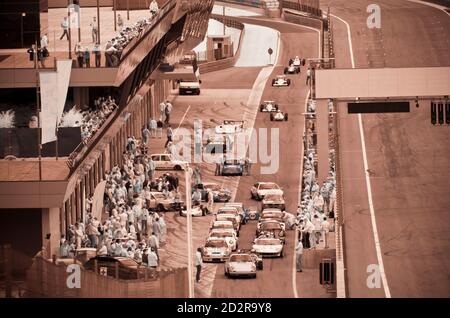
<box><xmin>251</xmin><ymin>182</ymin><xmax>284</xmax><ymax>200</ymax></box>
<box><xmin>262</xmin><ymin>193</ymin><xmax>286</xmax><ymax>211</ymax></box>
<box><xmin>216</xmin><ymin>213</ymin><xmax>241</xmax><ymax>234</ymax></box>
<box><xmin>271</xmin><ymin>75</ymin><xmax>291</xmax><ymax>87</ymax></box>
<box><xmin>179</xmin><ymin>205</ymin><xmax>208</xmax><ymax>217</ymax></box>
<box><xmin>284</xmin><ymin>64</ymin><xmax>300</xmax><ymax>74</ymax></box>
<box><xmin>215</xmin><ymin>120</ymin><xmax>244</xmax><ymax>134</ymax></box>
<box><xmin>251</xmin><ymin>237</ymin><xmax>284</xmax><ymax>258</ymax></box>
<box><xmin>208</xmin><ymin>229</ymin><xmax>238</xmax><ymax>251</ymax></box>
<box><xmin>210</xmin><ymin>220</ymin><xmax>236</xmax><ymax>233</ymax></box>
<box><xmin>202</xmin><ymin>238</ymin><xmax>232</xmax><ymax>262</ymax></box>
<box><xmin>289</xmin><ymin>56</ymin><xmax>304</xmax><ymax>67</ymax></box>
<box><xmin>270</xmin><ymin>110</ymin><xmax>288</xmax><ymax>121</ymax></box>
<box><xmin>260</xmin><ymin>101</ymin><xmax>279</xmax><ymax>112</ymax></box>
<box><xmin>150</xmin><ymin>153</ymin><xmax>188</xmax><ymax>171</ymax></box>
<box><xmin>224</xmin><ymin>252</ymin><xmax>258</xmax><ymax>278</ymax></box>
<box><xmin>147</xmin><ymin>191</ymin><xmax>183</xmax><ymax>212</ymax></box>
<box><xmin>217</xmin><ymin>206</ymin><xmax>242</xmax><ymax>226</ymax></box>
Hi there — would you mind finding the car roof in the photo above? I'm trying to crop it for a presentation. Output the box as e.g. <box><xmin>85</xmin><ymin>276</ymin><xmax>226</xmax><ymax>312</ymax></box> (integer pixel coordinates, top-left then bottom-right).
<box><xmin>213</xmin><ymin>220</ymin><xmax>233</xmax><ymax>225</ymax></box>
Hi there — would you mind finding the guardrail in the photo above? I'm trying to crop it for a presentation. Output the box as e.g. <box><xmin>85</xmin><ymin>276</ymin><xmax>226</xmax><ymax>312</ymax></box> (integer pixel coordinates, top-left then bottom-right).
<box><xmin>219</xmin><ymin>0</ymin><xmax>263</xmax><ymax>8</ymax></box>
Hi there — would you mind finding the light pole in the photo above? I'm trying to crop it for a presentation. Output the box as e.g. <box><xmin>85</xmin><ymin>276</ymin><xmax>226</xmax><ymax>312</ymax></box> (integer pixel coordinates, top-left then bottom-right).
<box><xmin>20</xmin><ymin>13</ymin><xmax>26</xmax><ymax>48</ymax></box>
<box><xmin>184</xmin><ymin>165</ymin><xmax>194</xmax><ymax>298</ymax></box>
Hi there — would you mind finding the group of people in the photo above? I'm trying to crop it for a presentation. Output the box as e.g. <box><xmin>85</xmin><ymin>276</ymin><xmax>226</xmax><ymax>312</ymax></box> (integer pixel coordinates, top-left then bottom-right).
<box><xmin>74</xmin><ymin>42</ymin><xmax>102</xmax><ymax>67</ymax></box>
<box><xmin>59</xmin><ymin>96</ymin><xmax>118</xmax><ymax>144</ymax></box>
<box><xmin>27</xmin><ymin>34</ymin><xmax>49</xmax><ymax>68</ymax></box>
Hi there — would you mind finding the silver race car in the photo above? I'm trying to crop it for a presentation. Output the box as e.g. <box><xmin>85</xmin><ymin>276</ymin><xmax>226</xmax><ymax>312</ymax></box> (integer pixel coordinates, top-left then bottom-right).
<box><xmin>271</xmin><ymin>75</ymin><xmax>291</xmax><ymax>87</ymax></box>
<box><xmin>224</xmin><ymin>252</ymin><xmax>261</xmax><ymax>278</ymax></box>
<box><xmin>270</xmin><ymin>110</ymin><xmax>288</xmax><ymax>121</ymax></box>
<box><xmin>260</xmin><ymin>101</ymin><xmax>279</xmax><ymax>112</ymax></box>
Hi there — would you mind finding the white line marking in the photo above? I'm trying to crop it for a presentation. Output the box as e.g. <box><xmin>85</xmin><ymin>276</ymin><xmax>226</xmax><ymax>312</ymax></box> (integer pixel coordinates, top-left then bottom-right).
<box><xmin>331</xmin><ymin>13</ymin><xmax>391</xmax><ymax>298</ymax></box>
<box><xmin>292</xmin><ymin>89</ymin><xmax>311</xmax><ymax>299</ymax></box>
<box><xmin>174</xmin><ymin>104</ymin><xmax>191</xmax><ymax>137</ymax></box>
<box><xmin>406</xmin><ymin>0</ymin><xmax>450</xmax><ymax>16</ymax></box>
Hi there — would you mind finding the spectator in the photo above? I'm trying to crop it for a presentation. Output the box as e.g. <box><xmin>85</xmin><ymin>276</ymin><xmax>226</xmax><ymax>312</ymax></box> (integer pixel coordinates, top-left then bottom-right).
<box><xmin>93</xmin><ymin>43</ymin><xmax>101</xmax><ymax>67</ymax></box>
<box><xmin>158</xmin><ymin>215</ymin><xmax>167</xmax><ymax>245</ymax></box>
<box><xmin>75</xmin><ymin>43</ymin><xmax>84</xmax><ymax>67</ymax></box>
<box><xmin>147</xmin><ymin>247</ymin><xmax>158</xmax><ymax>268</ymax></box>
<box><xmin>149</xmin><ymin>117</ymin><xmax>157</xmax><ymax>137</ymax></box>
<box><xmin>59</xmin><ymin>240</ymin><xmax>70</xmax><ymax>258</ymax></box>
<box><xmin>149</xmin><ymin>0</ymin><xmax>159</xmax><ymax>18</ymax></box>
<box><xmin>40</xmin><ymin>34</ymin><xmax>49</xmax><ymax>50</ymax></box>
<box><xmin>164</xmin><ymin>100</ymin><xmax>173</xmax><ymax>125</ymax></box>
<box><xmin>142</xmin><ymin>125</ymin><xmax>150</xmax><ymax>145</ymax></box>
<box><xmin>27</xmin><ymin>45</ymin><xmax>37</xmax><ymax>68</ymax></box>
<box><xmin>165</xmin><ymin>125</ymin><xmax>173</xmax><ymax>148</ymax></box>
<box><xmin>60</xmin><ymin>17</ymin><xmax>69</xmax><ymax>40</ymax></box>
<box><xmin>117</xmin><ymin>14</ymin><xmax>124</xmax><ymax>29</ymax></box>
<box><xmin>156</xmin><ymin>118</ymin><xmax>164</xmax><ymax>138</ymax></box>
<box><xmin>84</xmin><ymin>46</ymin><xmax>91</xmax><ymax>67</ymax></box>
<box><xmin>195</xmin><ymin>247</ymin><xmax>203</xmax><ymax>283</ymax></box>
<box><xmin>90</xmin><ymin>17</ymin><xmax>98</xmax><ymax>43</ymax></box>
<box><xmin>159</xmin><ymin>101</ymin><xmax>166</xmax><ymax>122</ymax></box>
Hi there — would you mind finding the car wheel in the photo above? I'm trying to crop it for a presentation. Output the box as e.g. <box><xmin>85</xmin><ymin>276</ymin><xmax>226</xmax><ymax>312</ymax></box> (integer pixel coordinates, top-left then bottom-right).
<box><xmin>174</xmin><ymin>165</ymin><xmax>182</xmax><ymax>171</ymax></box>
<box><xmin>270</xmin><ymin>114</ymin><xmax>274</xmax><ymax>121</ymax></box>
<box><xmin>275</xmin><ymin>105</ymin><xmax>279</xmax><ymax>110</ymax></box>
<box><xmin>258</xmin><ymin>262</ymin><xmax>263</xmax><ymax>270</ymax></box>
<box><xmin>202</xmin><ymin>209</ymin><xmax>206</xmax><ymax>216</ymax></box>
<box><xmin>287</xmin><ymin>79</ymin><xmax>291</xmax><ymax>86</ymax></box>
<box><xmin>285</xmin><ymin>113</ymin><xmax>288</xmax><ymax>121</ymax></box>
<box><xmin>157</xmin><ymin>204</ymin><xmax>165</xmax><ymax>212</ymax></box>
<box><xmin>252</xmin><ymin>274</ymin><xmax>257</xmax><ymax>279</ymax></box>
<box><xmin>272</xmin><ymin>79</ymin><xmax>275</xmax><ymax>86</ymax></box>
<box><xmin>260</xmin><ymin>105</ymin><xmax>264</xmax><ymax>112</ymax></box>
<box><xmin>179</xmin><ymin>210</ymin><xmax>182</xmax><ymax>216</ymax></box>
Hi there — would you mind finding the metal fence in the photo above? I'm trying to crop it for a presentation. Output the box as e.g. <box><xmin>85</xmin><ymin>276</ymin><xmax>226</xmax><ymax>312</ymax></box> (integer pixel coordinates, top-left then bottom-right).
<box><xmin>281</xmin><ymin>0</ymin><xmax>322</xmax><ymax>17</ymax></box>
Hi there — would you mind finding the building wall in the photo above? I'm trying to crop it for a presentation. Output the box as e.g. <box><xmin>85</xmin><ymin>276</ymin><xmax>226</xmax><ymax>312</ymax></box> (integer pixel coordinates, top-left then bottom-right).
<box><xmin>0</xmin><ymin>0</ymin><xmax>47</xmax><ymax>49</ymax></box>
<box><xmin>0</xmin><ymin>208</ymin><xmax>42</xmax><ymax>258</ymax></box>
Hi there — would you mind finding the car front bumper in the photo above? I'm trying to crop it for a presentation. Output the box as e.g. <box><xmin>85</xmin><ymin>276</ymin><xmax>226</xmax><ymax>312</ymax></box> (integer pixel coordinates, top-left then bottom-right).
<box><xmin>203</xmin><ymin>255</ymin><xmax>228</xmax><ymax>262</ymax></box>
<box><xmin>227</xmin><ymin>270</ymin><xmax>256</xmax><ymax>277</ymax></box>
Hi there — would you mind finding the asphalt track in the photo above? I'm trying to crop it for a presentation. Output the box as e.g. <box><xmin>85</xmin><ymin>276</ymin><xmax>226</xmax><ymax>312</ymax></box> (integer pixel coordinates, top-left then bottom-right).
<box><xmin>323</xmin><ymin>0</ymin><xmax>450</xmax><ymax>297</ymax></box>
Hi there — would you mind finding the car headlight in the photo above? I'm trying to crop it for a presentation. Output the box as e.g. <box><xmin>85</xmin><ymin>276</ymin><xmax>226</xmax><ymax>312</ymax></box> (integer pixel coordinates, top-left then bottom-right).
<box><xmin>229</xmin><ymin>264</ymin><xmax>236</xmax><ymax>272</ymax></box>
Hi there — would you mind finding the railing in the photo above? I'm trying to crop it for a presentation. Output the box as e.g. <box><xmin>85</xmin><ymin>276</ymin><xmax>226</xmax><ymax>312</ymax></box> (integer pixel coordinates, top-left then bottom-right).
<box><xmin>281</xmin><ymin>0</ymin><xmax>322</xmax><ymax>17</ymax></box>
<box><xmin>26</xmin><ymin>255</ymin><xmax>188</xmax><ymax>298</ymax></box>
<box><xmin>219</xmin><ymin>0</ymin><xmax>262</xmax><ymax>8</ymax></box>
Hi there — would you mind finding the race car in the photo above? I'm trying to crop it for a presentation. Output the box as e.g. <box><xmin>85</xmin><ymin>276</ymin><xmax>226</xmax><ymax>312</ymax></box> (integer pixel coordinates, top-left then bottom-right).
<box><xmin>288</xmin><ymin>56</ymin><xmax>305</xmax><ymax>67</ymax></box>
<box><xmin>251</xmin><ymin>182</ymin><xmax>284</xmax><ymax>200</ymax></box>
<box><xmin>179</xmin><ymin>205</ymin><xmax>208</xmax><ymax>217</ymax></box>
<box><xmin>271</xmin><ymin>75</ymin><xmax>291</xmax><ymax>87</ymax></box>
<box><xmin>224</xmin><ymin>252</ymin><xmax>259</xmax><ymax>278</ymax></box>
<box><xmin>192</xmin><ymin>182</ymin><xmax>232</xmax><ymax>202</ymax></box>
<box><xmin>202</xmin><ymin>238</ymin><xmax>232</xmax><ymax>262</ymax></box>
<box><xmin>210</xmin><ymin>220</ymin><xmax>236</xmax><ymax>233</ymax></box>
<box><xmin>216</xmin><ymin>213</ymin><xmax>241</xmax><ymax>234</ymax></box>
<box><xmin>260</xmin><ymin>209</ymin><xmax>285</xmax><ymax>225</ymax></box>
<box><xmin>208</xmin><ymin>229</ymin><xmax>238</xmax><ymax>251</ymax></box>
<box><xmin>215</xmin><ymin>120</ymin><xmax>244</xmax><ymax>134</ymax></box>
<box><xmin>260</xmin><ymin>101</ymin><xmax>279</xmax><ymax>112</ymax></box>
<box><xmin>270</xmin><ymin>110</ymin><xmax>288</xmax><ymax>121</ymax></box>
<box><xmin>255</xmin><ymin>220</ymin><xmax>286</xmax><ymax>243</ymax></box>
<box><xmin>224</xmin><ymin>202</ymin><xmax>249</xmax><ymax>224</ymax></box>
<box><xmin>220</xmin><ymin>158</ymin><xmax>245</xmax><ymax>176</ymax></box>
<box><xmin>261</xmin><ymin>194</ymin><xmax>286</xmax><ymax>211</ymax></box>
<box><xmin>147</xmin><ymin>191</ymin><xmax>183</xmax><ymax>212</ymax></box>
<box><xmin>217</xmin><ymin>206</ymin><xmax>242</xmax><ymax>226</ymax></box>
<box><xmin>251</xmin><ymin>237</ymin><xmax>284</xmax><ymax>258</ymax></box>
<box><xmin>284</xmin><ymin>64</ymin><xmax>300</xmax><ymax>74</ymax></box>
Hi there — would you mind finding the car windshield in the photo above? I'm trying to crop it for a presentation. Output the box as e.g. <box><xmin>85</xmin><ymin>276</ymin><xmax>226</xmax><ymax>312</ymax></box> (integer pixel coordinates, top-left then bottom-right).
<box><xmin>217</xmin><ymin>215</ymin><xmax>235</xmax><ymax>222</ymax></box>
<box><xmin>229</xmin><ymin>255</ymin><xmax>253</xmax><ymax>262</ymax></box>
<box><xmin>264</xmin><ymin>194</ymin><xmax>283</xmax><ymax>201</ymax></box>
<box><xmin>260</xmin><ymin>222</ymin><xmax>282</xmax><ymax>230</ymax></box>
<box><xmin>152</xmin><ymin>193</ymin><xmax>166</xmax><ymax>199</ymax></box>
<box><xmin>205</xmin><ymin>240</ymin><xmax>228</xmax><ymax>248</ymax></box>
<box><xmin>259</xmin><ymin>183</ymin><xmax>278</xmax><ymax>190</ymax></box>
<box><xmin>218</xmin><ymin>208</ymin><xmax>238</xmax><ymax>215</ymax></box>
<box><xmin>213</xmin><ymin>223</ymin><xmax>233</xmax><ymax>229</ymax></box>
<box><xmin>210</xmin><ymin>232</ymin><xmax>232</xmax><ymax>238</ymax></box>
<box><xmin>255</xmin><ymin>239</ymin><xmax>280</xmax><ymax>245</ymax></box>
<box><xmin>261</xmin><ymin>212</ymin><xmax>283</xmax><ymax>219</ymax></box>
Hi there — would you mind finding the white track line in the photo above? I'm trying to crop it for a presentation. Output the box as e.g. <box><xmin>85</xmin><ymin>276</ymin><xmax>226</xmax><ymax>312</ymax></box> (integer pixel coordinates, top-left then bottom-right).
<box><xmin>331</xmin><ymin>13</ymin><xmax>391</xmax><ymax>298</ymax></box>
<box><xmin>174</xmin><ymin>104</ymin><xmax>191</xmax><ymax>137</ymax></box>
<box><xmin>406</xmin><ymin>0</ymin><xmax>450</xmax><ymax>16</ymax></box>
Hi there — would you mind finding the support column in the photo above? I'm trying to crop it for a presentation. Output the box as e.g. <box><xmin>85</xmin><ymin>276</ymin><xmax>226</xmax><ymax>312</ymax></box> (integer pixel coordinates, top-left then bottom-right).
<box><xmin>41</xmin><ymin>207</ymin><xmax>61</xmax><ymax>259</ymax></box>
<box><xmin>316</xmin><ymin>100</ymin><xmax>329</xmax><ymax>186</ymax></box>
<box><xmin>73</xmin><ymin>87</ymin><xmax>89</xmax><ymax>110</ymax></box>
